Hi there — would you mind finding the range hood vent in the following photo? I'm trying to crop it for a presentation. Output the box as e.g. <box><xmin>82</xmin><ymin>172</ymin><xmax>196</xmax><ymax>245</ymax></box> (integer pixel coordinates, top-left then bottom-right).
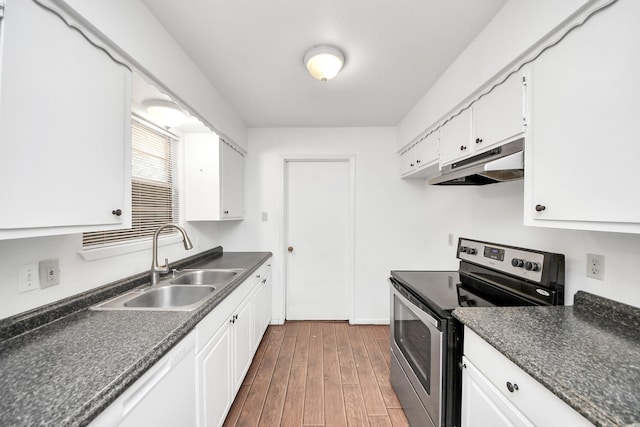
<box><xmin>429</xmin><ymin>139</ymin><xmax>524</xmax><ymax>186</ymax></box>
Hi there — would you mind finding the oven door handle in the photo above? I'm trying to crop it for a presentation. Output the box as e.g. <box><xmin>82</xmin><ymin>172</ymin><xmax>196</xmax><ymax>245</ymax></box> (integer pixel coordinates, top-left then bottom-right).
<box><xmin>390</xmin><ymin>281</ymin><xmax>440</xmax><ymax>329</ymax></box>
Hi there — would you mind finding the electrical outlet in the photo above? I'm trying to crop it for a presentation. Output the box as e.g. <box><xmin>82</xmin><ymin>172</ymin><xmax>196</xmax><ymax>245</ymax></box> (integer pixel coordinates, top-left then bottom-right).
<box><xmin>19</xmin><ymin>263</ymin><xmax>40</xmax><ymax>292</ymax></box>
<box><xmin>39</xmin><ymin>258</ymin><xmax>60</xmax><ymax>289</ymax></box>
<box><xmin>448</xmin><ymin>233</ymin><xmax>454</xmax><ymax>246</ymax></box>
<box><xmin>586</xmin><ymin>254</ymin><xmax>605</xmax><ymax>280</ymax></box>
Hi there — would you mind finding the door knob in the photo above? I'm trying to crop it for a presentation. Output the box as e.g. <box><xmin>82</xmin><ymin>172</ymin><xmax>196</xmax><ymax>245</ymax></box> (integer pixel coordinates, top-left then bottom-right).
<box><xmin>288</xmin><ymin>246</ymin><xmax>294</xmax><ymax>252</ymax></box>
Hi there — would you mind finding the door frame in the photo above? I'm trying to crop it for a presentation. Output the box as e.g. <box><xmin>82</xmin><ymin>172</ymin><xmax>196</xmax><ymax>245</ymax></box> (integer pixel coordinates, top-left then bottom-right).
<box><xmin>281</xmin><ymin>155</ymin><xmax>356</xmax><ymax>324</ymax></box>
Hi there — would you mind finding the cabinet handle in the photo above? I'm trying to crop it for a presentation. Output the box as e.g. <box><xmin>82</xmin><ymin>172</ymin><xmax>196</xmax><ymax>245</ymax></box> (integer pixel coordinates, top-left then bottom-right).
<box><xmin>460</xmin><ymin>145</ymin><xmax>467</xmax><ymax>151</ymax></box>
<box><xmin>112</xmin><ymin>209</ymin><xmax>122</xmax><ymax>216</ymax></box>
<box><xmin>224</xmin><ymin>210</ymin><xmax>229</xmax><ymax>214</ymax></box>
<box><xmin>262</xmin><ymin>278</ymin><xmax>267</xmax><ymax>284</ymax></box>
<box><xmin>416</xmin><ymin>159</ymin><xmax>421</xmax><ymax>164</ymax></box>
<box><xmin>506</xmin><ymin>382</ymin><xmax>519</xmax><ymax>393</ymax></box>
<box><xmin>535</xmin><ymin>204</ymin><xmax>546</xmax><ymax>212</ymax></box>
<box><xmin>256</xmin><ymin>274</ymin><xmax>261</xmax><ymax>279</ymax></box>
<box><xmin>475</xmin><ymin>138</ymin><xmax>483</xmax><ymax>144</ymax></box>
<box><xmin>410</xmin><ymin>163</ymin><xmax>415</xmax><ymax>167</ymax></box>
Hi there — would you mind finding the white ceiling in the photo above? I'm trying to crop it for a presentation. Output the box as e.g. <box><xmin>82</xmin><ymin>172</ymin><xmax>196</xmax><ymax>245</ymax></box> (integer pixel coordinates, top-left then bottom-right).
<box><xmin>140</xmin><ymin>0</ymin><xmax>507</xmax><ymax>128</ymax></box>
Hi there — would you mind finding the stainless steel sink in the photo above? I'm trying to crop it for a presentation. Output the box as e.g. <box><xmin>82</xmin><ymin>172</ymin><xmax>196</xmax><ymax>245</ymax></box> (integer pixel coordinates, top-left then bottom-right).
<box><xmin>123</xmin><ymin>285</ymin><xmax>216</xmax><ymax>308</ymax></box>
<box><xmin>170</xmin><ymin>269</ymin><xmax>244</xmax><ymax>285</ymax></box>
<box><xmin>91</xmin><ymin>268</ymin><xmax>245</xmax><ymax>311</ymax></box>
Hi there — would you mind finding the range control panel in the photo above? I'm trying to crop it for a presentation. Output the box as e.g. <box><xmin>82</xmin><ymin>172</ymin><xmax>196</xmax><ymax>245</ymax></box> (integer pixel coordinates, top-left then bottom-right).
<box><xmin>457</xmin><ymin>238</ymin><xmax>545</xmax><ymax>283</ymax></box>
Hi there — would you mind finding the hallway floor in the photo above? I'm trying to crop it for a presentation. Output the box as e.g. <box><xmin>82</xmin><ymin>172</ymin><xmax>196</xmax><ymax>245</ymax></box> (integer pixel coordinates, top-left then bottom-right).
<box><xmin>222</xmin><ymin>321</ymin><xmax>410</xmax><ymax>426</ymax></box>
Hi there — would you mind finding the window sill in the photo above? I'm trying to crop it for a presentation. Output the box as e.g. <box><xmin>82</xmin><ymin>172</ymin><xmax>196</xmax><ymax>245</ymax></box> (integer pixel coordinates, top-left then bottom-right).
<box><xmin>78</xmin><ymin>234</ymin><xmax>183</xmax><ymax>261</ymax></box>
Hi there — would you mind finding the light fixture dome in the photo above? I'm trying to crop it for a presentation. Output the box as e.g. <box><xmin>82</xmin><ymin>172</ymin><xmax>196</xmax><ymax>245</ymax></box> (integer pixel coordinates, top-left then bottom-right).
<box><xmin>303</xmin><ymin>45</ymin><xmax>345</xmax><ymax>81</ymax></box>
<box><xmin>142</xmin><ymin>99</ymin><xmax>188</xmax><ymax>128</ymax></box>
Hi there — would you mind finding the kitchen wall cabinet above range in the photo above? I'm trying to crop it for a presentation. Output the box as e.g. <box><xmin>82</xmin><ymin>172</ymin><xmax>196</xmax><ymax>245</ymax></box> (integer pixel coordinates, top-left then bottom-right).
<box><xmin>524</xmin><ymin>0</ymin><xmax>640</xmax><ymax>234</ymax></box>
<box><xmin>399</xmin><ymin>131</ymin><xmax>439</xmax><ymax>179</ymax></box>
<box><xmin>184</xmin><ymin>134</ymin><xmax>245</xmax><ymax>221</ymax></box>
<box><xmin>439</xmin><ymin>71</ymin><xmax>526</xmax><ymax>167</ymax></box>
<box><xmin>0</xmin><ymin>0</ymin><xmax>132</xmax><ymax>240</ymax></box>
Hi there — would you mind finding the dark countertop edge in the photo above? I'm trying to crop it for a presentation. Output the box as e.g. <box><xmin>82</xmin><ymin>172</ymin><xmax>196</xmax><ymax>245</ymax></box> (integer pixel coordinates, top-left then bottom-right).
<box><xmin>2</xmin><ymin>247</ymin><xmax>273</xmax><ymax>426</ymax></box>
<box><xmin>452</xmin><ymin>293</ymin><xmax>639</xmax><ymax>427</ymax></box>
<box><xmin>0</xmin><ymin>247</ymin><xmax>225</xmax><ymax>342</ymax></box>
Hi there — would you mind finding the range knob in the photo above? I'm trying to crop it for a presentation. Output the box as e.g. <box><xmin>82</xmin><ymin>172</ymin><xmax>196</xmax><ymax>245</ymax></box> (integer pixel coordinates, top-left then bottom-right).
<box><xmin>467</xmin><ymin>248</ymin><xmax>477</xmax><ymax>255</ymax></box>
<box><xmin>524</xmin><ymin>261</ymin><xmax>540</xmax><ymax>272</ymax></box>
<box><xmin>511</xmin><ymin>258</ymin><xmax>524</xmax><ymax>268</ymax></box>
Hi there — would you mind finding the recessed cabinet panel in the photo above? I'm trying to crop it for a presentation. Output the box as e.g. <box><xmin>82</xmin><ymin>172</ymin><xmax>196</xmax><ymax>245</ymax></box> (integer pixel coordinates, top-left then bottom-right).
<box><xmin>473</xmin><ymin>72</ymin><xmax>524</xmax><ymax>152</ymax></box>
<box><xmin>0</xmin><ymin>0</ymin><xmax>131</xmax><ymax>236</ymax></box>
<box><xmin>525</xmin><ymin>0</ymin><xmax>640</xmax><ymax>230</ymax></box>
<box><xmin>439</xmin><ymin>109</ymin><xmax>472</xmax><ymax>166</ymax></box>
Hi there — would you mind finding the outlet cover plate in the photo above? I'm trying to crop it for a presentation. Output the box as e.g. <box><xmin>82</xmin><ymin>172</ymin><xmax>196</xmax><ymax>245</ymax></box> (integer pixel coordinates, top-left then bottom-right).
<box><xmin>39</xmin><ymin>259</ymin><xmax>60</xmax><ymax>288</ymax></box>
<box><xmin>586</xmin><ymin>253</ymin><xmax>605</xmax><ymax>280</ymax></box>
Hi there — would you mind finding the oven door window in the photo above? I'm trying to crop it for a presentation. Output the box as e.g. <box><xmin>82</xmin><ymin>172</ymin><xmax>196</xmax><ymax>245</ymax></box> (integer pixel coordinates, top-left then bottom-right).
<box><xmin>394</xmin><ymin>295</ymin><xmax>434</xmax><ymax>394</ymax></box>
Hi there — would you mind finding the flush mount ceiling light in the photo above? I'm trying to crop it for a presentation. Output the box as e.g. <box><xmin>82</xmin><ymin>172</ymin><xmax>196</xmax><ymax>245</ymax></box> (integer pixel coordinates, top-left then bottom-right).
<box><xmin>142</xmin><ymin>99</ymin><xmax>188</xmax><ymax>128</ymax></box>
<box><xmin>303</xmin><ymin>45</ymin><xmax>345</xmax><ymax>81</ymax></box>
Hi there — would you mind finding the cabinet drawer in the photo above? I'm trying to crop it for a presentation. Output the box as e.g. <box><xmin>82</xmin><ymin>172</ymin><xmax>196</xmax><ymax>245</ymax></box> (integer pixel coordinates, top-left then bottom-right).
<box><xmin>464</xmin><ymin>328</ymin><xmax>591</xmax><ymax>427</ymax></box>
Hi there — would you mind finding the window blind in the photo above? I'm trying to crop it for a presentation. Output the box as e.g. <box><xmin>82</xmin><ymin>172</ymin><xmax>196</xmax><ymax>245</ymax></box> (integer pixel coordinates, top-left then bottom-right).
<box><xmin>83</xmin><ymin>117</ymin><xmax>179</xmax><ymax>247</ymax></box>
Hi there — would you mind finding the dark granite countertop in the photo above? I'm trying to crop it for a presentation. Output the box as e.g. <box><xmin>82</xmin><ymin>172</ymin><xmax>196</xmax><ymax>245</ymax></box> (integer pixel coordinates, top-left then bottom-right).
<box><xmin>453</xmin><ymin>291</ymin><xmax>640</xmax><ymax>427</ymax></box>
<box><xmin>0</xmin><ymin>248</ymin><xmax>272</xmax><ymax>426</ymax></box>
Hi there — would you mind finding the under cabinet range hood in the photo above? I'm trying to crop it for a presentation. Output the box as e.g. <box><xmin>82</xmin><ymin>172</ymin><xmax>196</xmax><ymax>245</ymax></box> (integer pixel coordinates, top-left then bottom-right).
<box><xmin>429</xmin><ymin>138</ymin><xmax>524</xmax><ymax>185</ymax></box>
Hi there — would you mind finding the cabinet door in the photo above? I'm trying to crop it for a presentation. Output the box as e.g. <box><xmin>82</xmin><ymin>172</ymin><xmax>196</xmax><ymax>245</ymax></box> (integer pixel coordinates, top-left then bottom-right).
<box><xmin>439</xmin><ymin>109</ymin><xmax>472</xmax><ymax>166</ymax></box>
<box><xmin>184</xmin><ymin>133</ymin><xmax>221</xmax><ymax>221</ymax></box>
<box><xmin>415</xmin><ymin>132</ymin><xmax>439</xmax><ymax>170</ymax></box>
<box><xmin>473</xmin><ymin>72</ymin><xmax>525</xmax><ymax>152</ymax></box>
<box><xmin>0</xmin><ymin>0</ymin><xmax>131</xmax><ymax>237</ymax></box>
<box><xmin>526</xmin><ymin>0</ymin><xmax>640</xmax><ymax>230</ymax></box>
<box><xmin>252</xmin><ymin>270</ymin><xmax>272</xmax><ymax>350</ymax></box>
<box><xmin>461</xmin><ymin>358</ymin><xmax>534</xmax><ymax>427</ymax></box>
<box><xmin>232</xmin><ymin>295</ymin><xmax>253</xmax><ymax>392</ymax></box>
<box><xmin>198</xmin><ymin>323</ymin><xmax>232</xmax><ymax>427</ymax></box>
<box><xmin>399</xmin><ymin>146</ymin><xmax>416</xmax><ymax>176</ymax></box>
<box><xmin>221</xmin><ymin>143</ymin><xmax>244</xmax><ymax>219</ymax></box>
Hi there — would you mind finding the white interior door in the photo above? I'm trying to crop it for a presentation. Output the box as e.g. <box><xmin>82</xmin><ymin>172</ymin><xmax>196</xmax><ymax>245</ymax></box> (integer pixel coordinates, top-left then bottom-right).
<box><xmin>285</xmin><ymin>160</ymin><xmax>351</xmax><ymax>320</ymax></box>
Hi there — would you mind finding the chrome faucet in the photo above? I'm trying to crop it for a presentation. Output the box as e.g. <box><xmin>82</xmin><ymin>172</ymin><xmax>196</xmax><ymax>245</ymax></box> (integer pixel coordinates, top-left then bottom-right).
<box><xmin>151</xmin><ymin>224</ymin><xmax>194</xmax><ymax>285</ymax></box>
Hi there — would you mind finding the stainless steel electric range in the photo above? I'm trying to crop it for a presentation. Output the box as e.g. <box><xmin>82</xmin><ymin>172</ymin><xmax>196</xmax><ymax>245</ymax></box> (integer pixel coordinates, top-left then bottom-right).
<box><xmin>389</xmin><ymin>238</ymin><xmax>565</xmax><ymax>427</ymax></box>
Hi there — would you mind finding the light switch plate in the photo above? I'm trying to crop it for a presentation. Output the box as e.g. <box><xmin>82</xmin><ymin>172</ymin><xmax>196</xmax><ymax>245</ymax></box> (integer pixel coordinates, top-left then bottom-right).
<box><xmin>19</xmin><ymin>263</ymin><xmax>40</xmax><ymax>292</ymax></box>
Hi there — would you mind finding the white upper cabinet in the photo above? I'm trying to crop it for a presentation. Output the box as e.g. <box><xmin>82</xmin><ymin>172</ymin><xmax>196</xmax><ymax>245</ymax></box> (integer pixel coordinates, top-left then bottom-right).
<box><xmin>439</xmin><ymin>108</ymin><xmax>472</xmax><ymax>166</ymax></box>
<box><xmin>184</xmin><ymin>133</ymin><xmax>244</xmax><ymax>221</ymax></box>
<box><xmin>400</xmin><ymin>131</ymin><xmax>439</xmax><ymax>179</ymax></box>
<box><xmin>0</xmin><ymin>0</ymin><xmax>132</xmax><ymax>239</ymax></box>
<box><xmin>439</xmin><ymin>71</ymin><xmax>525</xmax><ymax>168</ymax></box>
<box><xmin>524</xmin><ymin>0</ymin><xmax>640</xmax><ymax>233</ymax></box>
<box><xmin>472</xmin><ymin>71</ymin><xmax>525</xmax><ymax>152</ymax></box>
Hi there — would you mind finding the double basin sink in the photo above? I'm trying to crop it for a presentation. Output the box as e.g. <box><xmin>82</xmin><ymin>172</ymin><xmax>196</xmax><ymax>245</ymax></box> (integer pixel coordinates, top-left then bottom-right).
<box><xmin>92</xmin><ymin>269</ymin><xmax>245</xmax><ymax>311</ymax></box>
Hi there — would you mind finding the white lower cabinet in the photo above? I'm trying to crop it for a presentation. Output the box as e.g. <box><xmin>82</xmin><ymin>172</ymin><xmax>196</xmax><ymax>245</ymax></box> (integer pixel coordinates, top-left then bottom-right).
<box><xmin>461</xmin><ymin>328</ymin><xmax>591</xmax><ymax>427</ymax></box>
<box><xmin>197</xmin><ymin>320</ymin><xmax>232</xmax><ymax>427</ymax></box>
<box><xmin>232</xmin><ymin>294</ymin><xmax>254</xmax><ymax>392</ymax></box>
<box><xmin>90</xmin><ymin>332</ymin><xmax>196</xmax><ymax>427</ymax></box>
<box><xmin>252</xmin><ymin>270</ymin><xmax>272</xmax><ymax>350</ymax></box>
<box><xmin>196</xmin><ymin>259</ymin><xmax>272</xmax><ymax>427</ymax></box>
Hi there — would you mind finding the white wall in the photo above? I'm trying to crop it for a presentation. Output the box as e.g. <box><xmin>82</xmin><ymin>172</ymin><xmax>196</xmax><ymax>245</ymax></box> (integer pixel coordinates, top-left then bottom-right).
<box><xmin>60</xmin><ymin>0</ymin><xmax>248</xmax><ymax>150</ymax></box>
<box><xmin>421</xmin><ymin>181</ymin><xmax>640</xmax><ymax>308</ymax></box>
<box><xmin>218</xmin><ymin>127</ymin><xmax>431</xmax><ymax>324</ymax></box>
<box><xmin>397</xmin><ymin>0</ymin><xmax>591</xmax><ymax>149</ymax></box>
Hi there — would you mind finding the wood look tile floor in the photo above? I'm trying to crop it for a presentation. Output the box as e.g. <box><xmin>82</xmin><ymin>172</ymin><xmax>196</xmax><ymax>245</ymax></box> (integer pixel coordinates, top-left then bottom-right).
<box><xmin>223</xmin><ymin>321</ymin><xmax>410</xmax><ymax>427</ymax></box>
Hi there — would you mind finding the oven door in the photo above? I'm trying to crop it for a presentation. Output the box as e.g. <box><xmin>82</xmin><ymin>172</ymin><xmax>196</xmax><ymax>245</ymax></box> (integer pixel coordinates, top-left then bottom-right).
<box><xmin>390</xmin><ymin>281</ymin><xmax>444</xmax><ymax>427</ymax></box>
